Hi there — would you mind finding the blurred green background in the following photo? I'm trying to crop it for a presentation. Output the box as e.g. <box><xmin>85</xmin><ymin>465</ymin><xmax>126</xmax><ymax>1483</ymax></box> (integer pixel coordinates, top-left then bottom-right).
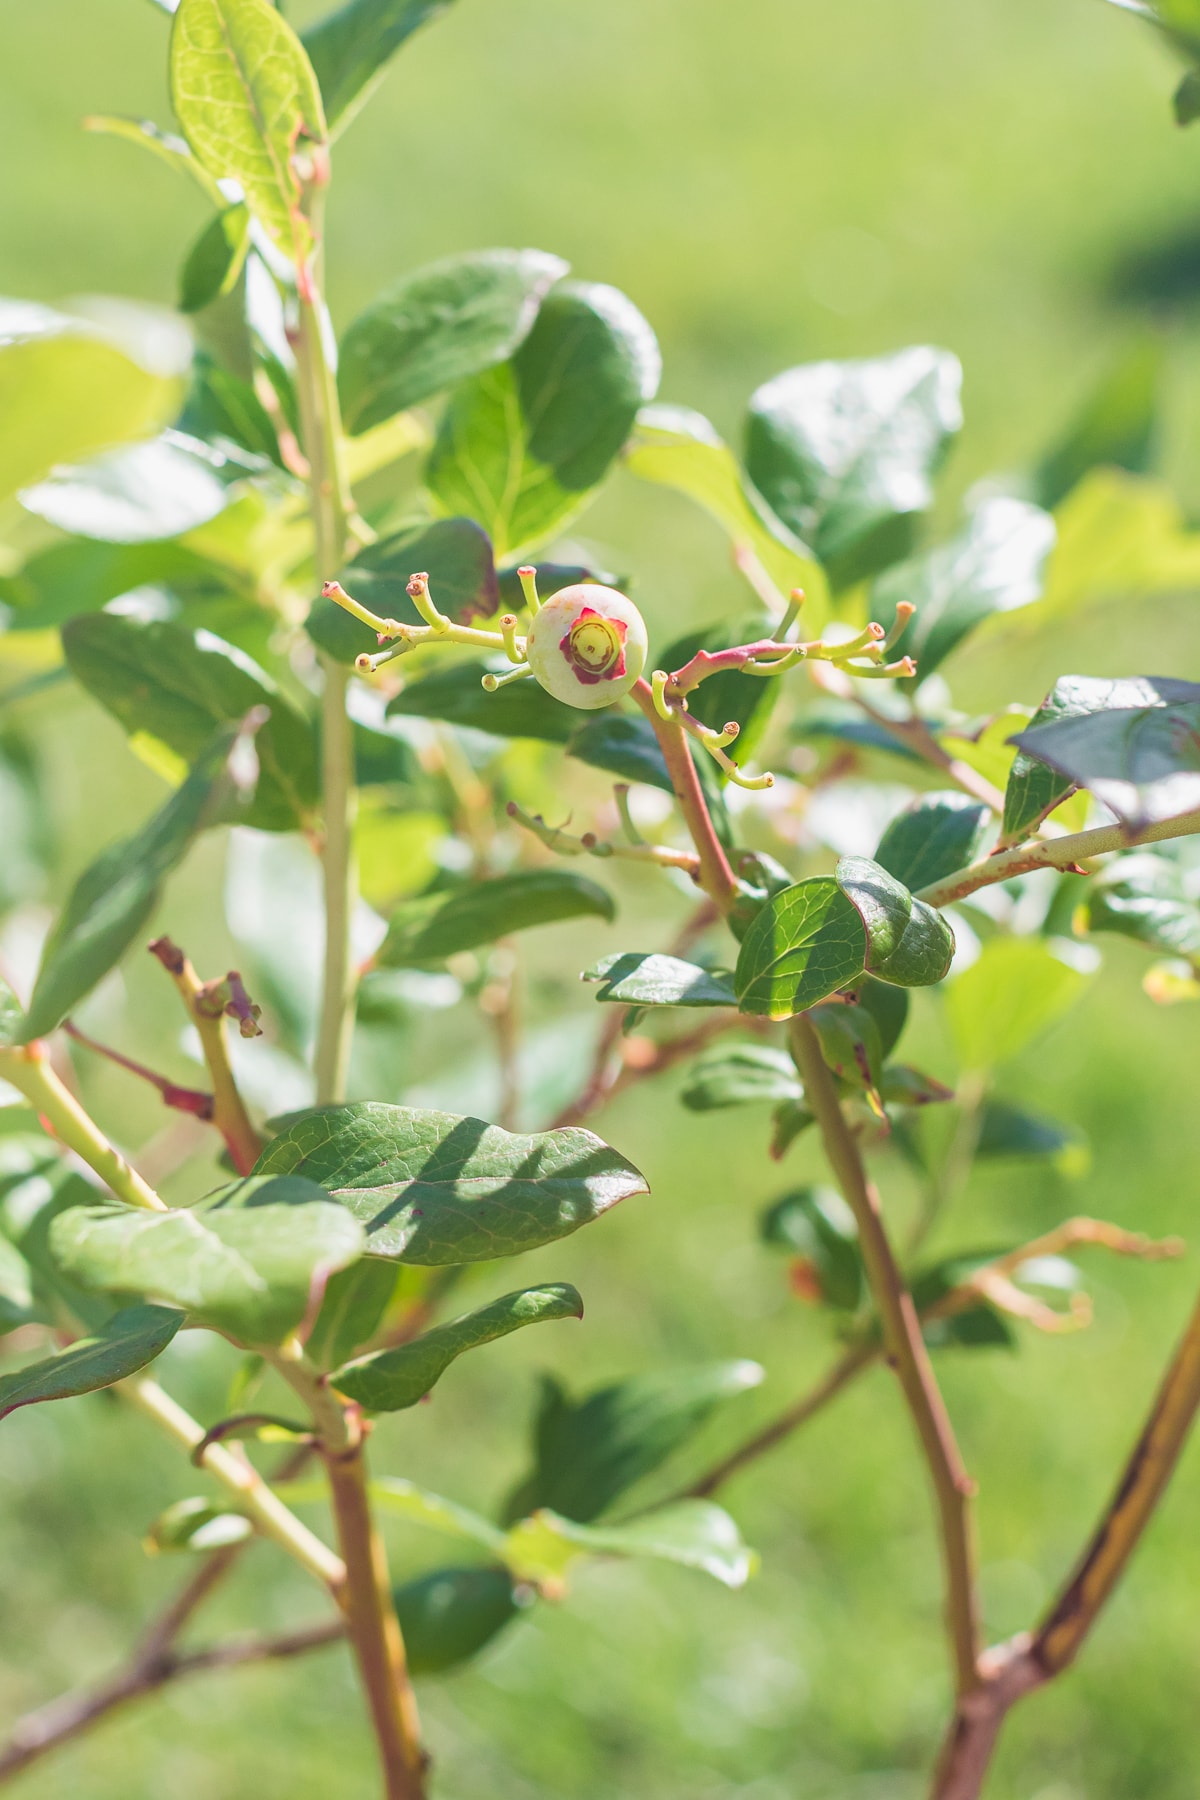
<box><xmin>5</xmin><ymin>1</ymin><xmax>1200</xmax><ymax>1797</ymax></box>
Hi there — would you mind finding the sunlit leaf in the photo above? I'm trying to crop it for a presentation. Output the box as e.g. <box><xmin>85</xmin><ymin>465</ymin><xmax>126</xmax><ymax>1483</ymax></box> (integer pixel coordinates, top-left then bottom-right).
<box><xmin>339</xmin><ymin>249</ymin><xmax>567</xmax><ymax>433</ymax></box>
<box><xmin>503</xmin><ymin>1501</ymin><xmax>756</xmax><ymax>1591</ymax></box>
<box><xmin>0</xmin><ymin>1305</ymin><xmax>182</xmax><ymax>1421</ymax></box>
<box><xmin>50</xmin><ymin>1176</ymin><xmax>365</xmax><ymax>1345</ymax></box>
<box><xmin>584</xmin><ymin>953</ymin><xmax>736</xmax><ymax>1008</ymax></box>
<box><xmin>21</xmin><ymin>435</ymin><xmax>230</xmax><ymax>544</ymax></box>
<box><xmin>378</xmin><ymin>871</ymin><xmax>614</xmax><ymax>967</ymax></box>
<box><xmin>1011</xmin><ymin>680</ymin><xmax>1200</xmax><ymax>828</ymax></box>
<box><xmin>303</xmin><ymin>0</ymin><xmax>455</xmax><ymax>134</ymax></box>
<box><xmin>331</xmin><ymin>1283</ymin><xmax>583</xmax><ymax>1411</ymax></box>
<box><xmin>179</xmin><ymin>203</ymin><xmax>253</xmax><ymax>313</ymax></box>
<box><xmin>680</xmin><ymin>1043</ymin><xmax>801</xmax><ymax>1111</ymax></box>
<box><xmin>945</xmin><ymin>937</ymin><xmax>1091</xmax><ymax>1071</ymax></box>
<box><xmin>253</xmin><ymin>1102</ymin><xmax>650</xmax><ymax>1264</ymax></box>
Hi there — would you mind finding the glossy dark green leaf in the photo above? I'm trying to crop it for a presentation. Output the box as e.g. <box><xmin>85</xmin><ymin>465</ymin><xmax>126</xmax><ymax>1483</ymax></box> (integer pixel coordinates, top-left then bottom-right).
<box><xmin>679</xmin><ymin>1043</ymin><xmax>801</xmax><ymax>1112</ymax></box>
<box><xmin>566</xmin><ymin>714</ymin><xmax>673</xmax><ymax>793</ymax></box>
<box><xmin>504</xmin><ymin>1500</ymin><xmax>755</xmax><ymax>1590</ymax></box>
<box><xmin>427</xmin><ymin>282</ymin><xmax>660</xmax><ymax>559</ymax></box>
<box><xmin>759</xmin><ymin>1186</ymin><xmax>864</xmax><ymax>1310</ymax></box>
<box><xmin>339</xmin><ymin>249</ymin><xmax>567</xmax><ymax>433</ymax></box>
<box><xmin>734</xmin><ymin>878</ymin><xmax>866</xmax><ymax>1020</ymax></box>
<box><xmin>379</xmin><ymin>870</ymin><xmax>614</xmax><ymax>968</ymax></box>
<box><xmin>871</xmin><ymin>498</ymin><xmax>1056</xmax><ymax>679</ymax></box>
<box><xmin>332</xmin><ymin>1283</ymin><xmax>582</xmax><ymax>1411</ymax></box>
<box><xmin>1003</xmin><ymin>676</ymin><xmax>1200</xmax><ymax>842</ymax></box>
<box><xmin>1033</xmin><ymin>337</ymin><xmax>1162</xmax><ymax>510</ymax></box>
<box><xmin>502</xmin><ymin>1360</ymin><xmax>763</xmax><ymax>1525</ymax></box>
<box><xmin>179</xmin><ymin>203</ymin><xmax>252</xmax><ymax>314</ymax></box>
<box><xmin>497</xmin><ymin>560</ymin><xmax>619</xmax><ymax>610</ymax></box>
<box><xmin>305</xmin><ymin>1257</ymin><xmax>399</xmax><ymax>1370</ymax></box>
<box><xmin>0</xmin><ymin>1304</ymin><xmax>181</xmax><ymax>1421</ymax></box>
<box><xmin>836</xmin><ymin>856</ymin><xmax>955</xmax><ymax>989</ymax></box>
<box><xmin>394</xmin><ymin>1565</ymin><xmax>521</xmax><ymax>1675</ymax></box>
<box><xmin>792</xmin><ymin>704</ymin><xmax>925</xmax><ymax>764</ymax></box>
<box><xmin>1076</xmin><ymin>851</ymin><xmax>1200</xmax><ymax>959</ymax></box>
<box><xmin>20</xmin><ymin>718</ymin><xmax>259</xmax><ymax>1042</ymax></box>
<box><xmin>19</xmin><ymin>435</ymin><xmax>231</xmax><ymax>544</ymax></box>
<box><xmin>1010</xmin><ymin>679</ymin><xmax>1200</xmax><ymax>828</ymax></box>
<box><xmin>583</xmin><ymin>953</ymin><xmax>736</xmax><ymax>1008</ymax></box>
<box><xmin>50</xmin><ymin>1176</ymin><xmax>365</xmax><ymax>1346</ymax></box>
<box><xmin>252</xmin><ymin>1102</ymin><xmax>650</xmax><ymax>1264</ymax></box>
<box><xmin>308</xmin><ymin>519</ymin><xmax>500</xmax><ymax>665</ymax></box>
<box><xmin>809</xmin><ymin>999</ymin><xmax>882</xmax><ymax>1092</ymax></box>
<box><xmin>857</xmin><ymin>976</ymin><xmax>910</xmax><ymax>1060</ymax></box>
<box><xmin>304</xmin><ymin>0</ymin><xmax>454</xmax><ymax>134</ymax></box>
<box><xmin>386</xmin><ymin>659</ymin><xmax>576</xmax><ymax>740</ymax></box>
<box><xmin>874</xmin><ymin>792</ymin><xmax>993</xmax><ymax>892</ymax></box>
<box><xmin>170</xmin><ymin>0</ymin><xmax>327</xmax><ymax>268</ymax></box>
<box><xmin>745</xmin><ymin>346</ymin><xmax>962</xmax><ymax>588</ymax></box>
<box><xmin>63</xmin><ymin>612</ymin><xmax>318</xmax><ymax>832</ymax></box>
<box><xmin>976</xmin><ymin>1100</ymin><xmax>1085</xmax><ymax>1162</ymax></box>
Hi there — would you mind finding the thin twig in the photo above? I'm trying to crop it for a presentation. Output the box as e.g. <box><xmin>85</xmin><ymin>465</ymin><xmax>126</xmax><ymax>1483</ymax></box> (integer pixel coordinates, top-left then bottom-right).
<box><xmin>807</xmin><ymin>663</ymin><xmax>1005</xmax><ymax>812</ymax></box>
<box><xmin>789</xmin><ymin>1013</ymin><xmax>983</xmax><ymax>1696</ymax></box>
<box><xmin>147</xmin><ymin>937</ymin><xmax>262</xmax><ymax>1177</ymax></box>
<box><xmin>682</xmin><ymin>1344</ymin><xmax>872</xmax><ymax>1498</ymax></box>
<box><xmin>0</xmin><ymin>1044</ymin><xmax>166</xmax><ymax>1212</ymax></box>
<box><xmin>631</xmin><ymin>679</ymin><xmax>739</xmax><ymax>912</ymax></box>
<box><xmin>63</xmin><ymin>1021</ymin><xmax>216</xmax><ymax>1121</ymax></box>
<box><xmin>917</xmin><ymin>807</ymin><xmax>1200</xmax><ymax>910</ymax></box>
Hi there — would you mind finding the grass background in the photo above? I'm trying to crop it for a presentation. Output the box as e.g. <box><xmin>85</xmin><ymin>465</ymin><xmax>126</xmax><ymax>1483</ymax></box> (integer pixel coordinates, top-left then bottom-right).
<box><xmin>5</xmin><ymin>1</ymin><xmax>1200</xmax><ymax>1796</ymax></box>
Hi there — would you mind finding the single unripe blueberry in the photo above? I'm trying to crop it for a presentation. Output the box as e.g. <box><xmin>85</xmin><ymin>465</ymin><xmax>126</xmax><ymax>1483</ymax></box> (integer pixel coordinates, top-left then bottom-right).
<box><xmin>524</xmin><ymin>584</ymin><xmax>648</xmax><ymax>710</ymax></box>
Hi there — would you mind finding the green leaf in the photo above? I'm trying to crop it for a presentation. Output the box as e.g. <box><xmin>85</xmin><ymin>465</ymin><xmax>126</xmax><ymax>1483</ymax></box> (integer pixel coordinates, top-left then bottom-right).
<box><xmin>1033</xmin><ymin>337</ymin><xmax>1162</xmax><ymax>510</ymax></box>
<box><xmin>386</xmin><ymin>659</ymin><xmax>576</xmax><ymax>740</ymax></box>
<box><xmin>1076</xmin><ymin>851</ymin><xmax>1200</xmax><ymax>961</ymax></box>
<box><xmin>146</xmin><ymin>1497</ymin><xmax>254</xmax><ymax>1552</ymax></box>
<box><xmin>1103</xmin><ymin>0</ymin><xmax>1200</xmax><ymax>64</ymax></box>
<box><xmin>170</xmin><ymin>0</ymin><xmax>327</xmax><ymax>268</ymax></box>
<box><xmin>945</xmin><ymin>937</ymin><xmax>1091</xmax><ymax>1071</ymax></box>
<box><xmin>1041</xmin><ymin>470</ymin><xmax>1200</xmax><ymax>622</ymax></box>
<box><xmin>858</xmin><ymin>975</ymin><xmax>910</xmax><ymax>1060</ymax></box>
<box><xmin>679</xmin><ymin>1043</ymin><xmax>801</xmax><ymax>1112</ymax></box>
<box><xmin>503</xmin><ymin>1501</ymin><xmax>756</xmax><ymax>1591</ymax></box>
<box><xmin>759</xmin><ymin>1187</ymin><xmax>863</xmax><ymax>1310</ymax></box>
<box><xmin>566</xmin><ymin>714</ymin><xmax>672</xmax><ymax>793</ymax></box>
<box><xmin>734</xmin><ymin>879</ymin><xmax>866</xmax><ymax>1020</ymax></box>
<box><xmin>879</xmin><ymin>1064</ymin><xmax>955</xmax><ymax>1108</ymax></box>
<box><xmin>427</xmin><ymin>282</ymin><xmax>660</xmax><ymax>559</ymax></box>
<box><xmin>394</xmin><ymin>1565</ymin><xmax>521</xmax><ymax>1676</ymax></box>
<box><xmin>49</xmin><ymin>1176</ymin><xmax>365</xmax><ymax>1346</ymax></box>
<box><xmin>305</xmin><ymin>1257</ymin><xmax>399</xmax><ymax>1370</ymax></box>
<box><xmin>976</xmin><ymin>1100</ymin><xmax>1088</xmax><ymax>1170</ymax></box>
<box><xmin>874</xmin><ymin>793</ymin><xmax>993</xmax><ymax>892</ymax></box>
<box><xmin>252</xmin><ymin>1102</ymin><xmax>650</xmax><ymax>1264</ymax></box>
<box><xmin>871</xmin><ymin>498</ymin><xmax>1056</xmax><ymax>679</ymax></box>
<box><xmin>307</xmin><ymin>518</ymin><xmax>500</xmax><ymax>664</ymax></box>
<box><xmin>583</xmin><ymin>953</ymin><xmax>737</xmax><ymax>1009</ymax></box>
<box><xmin>836</xmin><ymin>856</ymin><xmax>955</xmax><ymax>989</ymax></box>
<box><xmin>303</xmin><ymin>0</ymin><xmax>454</xmax><ymax>134</ymax></box>
<box><xmin>0</xmin><ymin>1170</ymin><xmax>118</xmax><ymax>1332</ymax></box>
<box><xmin>1175</xmin><ymin>66</ymin><xmax>1200</xmax><ymax>123</ymax></box>
<box><xmin>378</xmin><ymin>871</ymin><xmax>614</xmax><ymax>967</ymax></box>
<box><xmin>0</xmin><ymin>304</ymin><xmax>186</xmax><ymax>503</ymax></box>
<box><xmin>769</xmin><ymin>1098</ymin><xmax>816</xmax><ymax>1159</ymax></box>
<box><xmin>0</xmin><ymin>1234</ymin><xmax>35</xmax><ymax>1328</ymax></box>
<box><xmin>179</xmin><ymin>203</ymin><xmax>253</xmax><ymax>313</ymax></box>
<box><xmin>809</xmin><ymin>999</ymin><xmax>882</xmax><ymax>1092</ymax></box>
<box><xmin>83</xmin><ymin>113</ymin><xmax>224</xmax><ymax>204</ymax></box>
<box><xmin>63</xmin><ymin>613</ymin><xmax>318</xmax><ymax>832</ymax></box>
<box><xmin>0</xmin><ymin>977</ymin><xmax>24</xmax><ymax>1049</ymax></box>
<box><xmin>624</xmin><ymin>405</ymin><xmax>827</xmax><ymax>626</ymax></box>
<box><xmin>502</xmin><ymin>1362</ymin><xmax>764</xmax><ymax>1525</ymax></box>
<box><xmin>1010</xmin><ymin>679</ymin><xmax>1200</xmax><ymax>829</ymax></box>
<box><xmin>0</xmin><ymin>536</ymin><xmax>229</xmax><ymax>634</ymax></box>
<box><xmin>332</xmin><ymin>1283</ymin><xmax>583</xmax><ymax>1411</ymax></box>
<box><xmin>364</xmin><ymin>1477</ymin><xmax>507</xmax><ymax>1553</ymax></box>
<box><xmin>1000</xmin><ymin>675</ymin><xmax>1182</xmax><ymax>844</ymax></box>
<box><xmin>20</xmin><ymin>718</ymin><xmax>260</xmax><ymax>1041</ymax></box>
<box><xmin>0</xmin><ymin>1304</ymin><xmax>182</xmax><ymax>1421</ymax></box>
<box><xmin>909</xmin><ymin>1252</ymin><xmax>1017</xmax><ymax>1352</ymax></box>
<box><xmin>745</xmin><ymin>346</ymin><xmax>962</xmax><ymax>589</ymax></box>
<box><xmin>339</xmin><ymin>249</ymin><xmax>567</xmax><ymax>434</ymax></box>
<box><xmin>20</xmin><ymin>436</ymin><xmax>229</xmax><ymax>545</ymax></box>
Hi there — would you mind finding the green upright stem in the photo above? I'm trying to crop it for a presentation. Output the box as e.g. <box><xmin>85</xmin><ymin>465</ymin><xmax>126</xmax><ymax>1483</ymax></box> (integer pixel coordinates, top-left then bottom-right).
<box><xmin>789</xmin><ymin>1014</ymin><xmax>982</xmax><ymax>1697</ymax></box>
<box><xmin>0</xmin><ymin>1046</ymin><xmax>166</xmax><ymax>1212</ymax></box>
<box><xmin>293</xmin><ymin>254</ymin><xmax>357</xmax><ymax>1107</ymax></box>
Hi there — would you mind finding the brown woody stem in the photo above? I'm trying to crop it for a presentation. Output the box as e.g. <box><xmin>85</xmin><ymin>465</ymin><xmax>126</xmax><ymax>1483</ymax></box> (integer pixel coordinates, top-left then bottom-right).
<box><xmin>631</xmin><ymin>679</ymin><xmax>738</xmax><ymax>912</ymax></box>
<box><xmin>788</xmin><ymin>1013</ymin><xmax>982</xmax><ymax>1696</ymax></box>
